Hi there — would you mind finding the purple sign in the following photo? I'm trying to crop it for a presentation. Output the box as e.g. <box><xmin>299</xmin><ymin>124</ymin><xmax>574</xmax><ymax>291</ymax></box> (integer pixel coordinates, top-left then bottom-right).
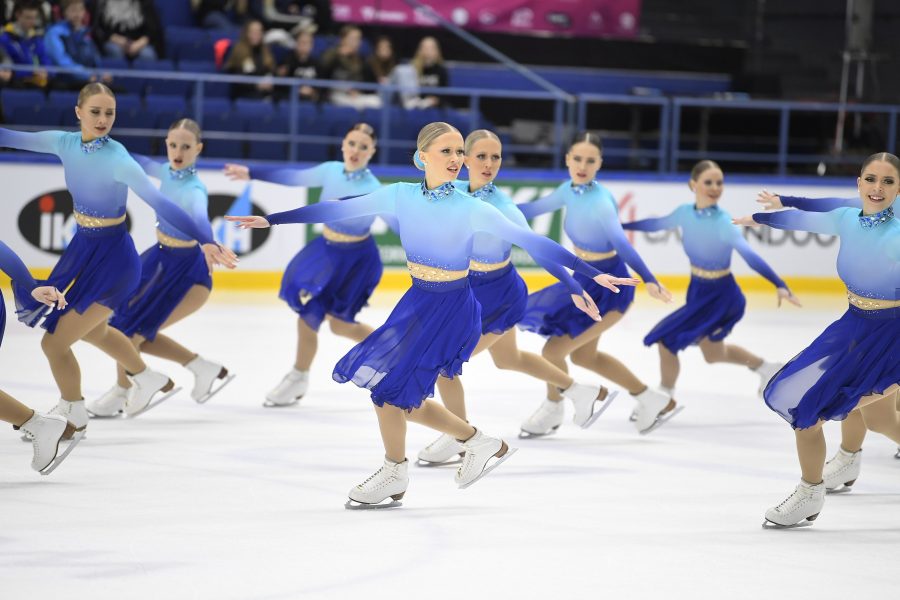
<box><xmin>331</xmin><ymin>0</ymin><xmax>642</xmax><ymax>39</ymax></box>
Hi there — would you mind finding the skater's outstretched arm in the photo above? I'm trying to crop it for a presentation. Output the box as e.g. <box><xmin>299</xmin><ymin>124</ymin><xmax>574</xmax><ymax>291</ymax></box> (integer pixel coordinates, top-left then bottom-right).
<box><xmin>132</xmin><ymin>154</ymin><xmax>165</xmax><ymax>179</ymax></box>
<box><xmin>621</xmin><ymin>209</ymin><xmax>680</xmax><ymax>232</ymax></box>
<box><xmin>224</xmin><ymin>162</ymin><xmax>329</xmax><ymax>187</ymax></box>
<box><xmin>729</xmin><ymin>225</ymin><xmax>800</xmax><ymax>306</ymax></box>
<box><xmin>757</xmin><ymin>189</ymin><xmax>860</xmax><ymax>212</ymax></box>
<box><xmin>184</xmin><ymin>186</ymin><xmax>215</xmax><ymax>243</ymax></box>
<box><xmin>233</xmin><ymin>185</ymin><xmax>398</xmax><ymax>227</ymax></box>
<box><xmin>0</xmin><ymin>128</ymin><xmax>64</xmax><ymax>155</ymax></box>
<box><xmin>517</xmin><ymin>185</ymin><xmax>567</xmax><ymax>220</ymax></box>
<box><xmin>741</xmin><ymin>209</ymin><xmax>843</xmax><ymax>236</ymax></box>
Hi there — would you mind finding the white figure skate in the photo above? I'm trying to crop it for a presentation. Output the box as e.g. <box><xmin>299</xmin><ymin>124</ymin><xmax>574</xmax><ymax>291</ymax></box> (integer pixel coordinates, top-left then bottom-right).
<box><xmin>185</xmin><ymin>355</ymin><xmax>234</xmax><ymax>404</ymax></box>
<box><xmin>456</xmin><ymin>430</ymin><xmax>516</xmax><ymax>489</ymax></box>
<box><xmin>264</xmin><ymin>369</ymin><xmax>309</xmax><ymax>407</ymax></box>
<box><xmin>86</xmin><ymin>385</ymin><xmax>129</xmax><ymax>418</ymax></box>
<box><xmin>416</xmin><ymin>433</ymin><xmax>465</xmax><ymax>467</ymax></box>
<box><xmin>19</xmin><ymin>412</ymin><xmax>84</xmax><ymax>475</ymax></box>
<box><xmin>124</xmin><ymin>368</ymin><xmax>180</xmax><ymax>417</ymax></box>
<box><xmin>823</xmin><ymin>448</ymin><xmax>861</xmax><ymax>493</ymax></box>
<box><xmin>763</xmin><ymin>480</ymin><xmax>825</xmax><ymax>528</ymax></box>
<box><xmin>519</xmin><ymin>399</ymin><xmax>564</xmax><ymax>438</ymax></box>
<box><xmin>755</xmin><ymin>361</ymin><xmax>783</xmax><ymax>396</ymax></box>
<box><xmin>346</xmin><ymin>458</ymin><xmax>408</xmax><ymax>509</ymax></box>
<box><xmin>562</xmin><ymin>383</ymin><xmax>617</xmax><ymax>429</ymax></box>
<box><xmin>633</xmin><ymin>388</ymin><xmax>682</xmax><ymax>435</ymax></box>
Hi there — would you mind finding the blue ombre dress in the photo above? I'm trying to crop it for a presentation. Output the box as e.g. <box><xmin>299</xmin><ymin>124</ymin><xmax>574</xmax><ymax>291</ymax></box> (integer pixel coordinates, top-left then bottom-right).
<box><xmin>249</xmin><ymin>162</ymin><xmax>383</xmax><ymax>330</ymax></box>
<box><xmin>264</xmin><ymin>181</ymin><xmax>604</xmax><ymax>410</ymax></box>
<box><xmin>779</xmin><ymin>195</ymin><xmax>860</xmax><ymax>212</ymax></box>
<box><xmin>754</xmin><ymin>205</ymin><xmax>900</xmax><ymax>429</ymax></box>
<box><xmin>623</xmin><ymin>204</ymin><xmax>787</xmax><ymax>352</ymax></box>
<box><xmin>516</xmin><ymin>180</ymin><xmax>658</xmax><ymax>338</ymax></box>
<box><xmin>455</xmin><ymin>180</ymin><xmax>530</xmax><ymax>335</ymax></box>
<box><xmin>109</xmin><ymin>157</ymin><xmax>213</xmax><ymax>340</ymax></box>
<box><xmin>0</xmin><ymin>129</ymin><xmax>215</xmax><ymax>333</ymax></box>
<box><xmin>0</xmin><ymin>241</ymin><xmax>38</xmax><ymax>347</ymax></box>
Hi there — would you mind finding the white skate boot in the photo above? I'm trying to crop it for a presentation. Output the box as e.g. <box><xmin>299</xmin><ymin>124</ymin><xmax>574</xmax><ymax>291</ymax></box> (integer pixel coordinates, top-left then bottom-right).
<box><xmin>561</xmin><ymin>383</ymin><xmax>617</xmax><ymax>429</ymax></box>
<box><xmin>631</xmin><ymin>385</ymin><xmax>673</xmax><ymax>422</ymax></box>
<box><xmin>823</xmin><ymin>447</ymin><xmax>862</xmax><ymax>493</ymax></box>
<box><xmin>18</xmin><ymin>412</ymin><xmax>84</xmax><ymax>474</ymax></box>
<box><xmin>456</xmin><ymin>430</ymin><xmax>516</xmax><ymax>489</ymax></box>
<box><xmin>763</xmin><ymin>480</ymin><xmax>826</xmax><ymax>528</ymax></box>
<box><xmin>185</xmin><ymin>355</ymin><xmax>234</xmax><ymax>404</ymax></box>
<box><xmin>416</xmin><ymin>433</ymin><xmax>465</xmax><ymax>467</ymax></box>
<box><xmin>520</xmin><ymin>399</ymin><xmax>565</xmax><ymax>438</ymax></box>
<box><xmin>346</xmin><ymin>458</ymin><xmax>409</xmax><ymax>509</ymax></box>
<box><xmin>86</xmin><ymin>385</ymin><xmax>129</xmax><ymax>418</ymax></box>
<box><xmin>264</xmin><ymin>369</ymin><xmax>309</xmax><ymax>407</ymax></box>
<box><xmin>632</xmin><ymin>388</ymin><xmax>681</xmax><ymax>435</ymax></box>
<box><xmin>755</xmin><ymin>361</ymin><xmax>783</xmax><ymax>396</ymax></box>
<box><xmin>124</xmin><ymin>368</ymin><xmax>180</xmax><ymax>417</ymax></box>
<box><xmin>49</xmin><ymin>398</ymin><xmax>89</xmax><ymax>438</ymax></box>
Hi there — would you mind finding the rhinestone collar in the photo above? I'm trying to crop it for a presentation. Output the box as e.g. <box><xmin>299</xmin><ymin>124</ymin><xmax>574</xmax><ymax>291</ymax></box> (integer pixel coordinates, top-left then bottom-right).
<box><xmin>344</xmin><ymin>167</ymin><xmax>371</xmax><ymax>182</ymax></box>
<box><xmin>694</xmin><ymin>204</ymin><xmax>720</xmax><ymax>218</ymax></box>
<box><xmin>169</xmin><ymin>165</ymin><xmax>197</xmax><ymax>180</ymax></box>
<box><xmin>81</xmin><ymin>135</ymin><xmax>110</xmax><ymax>154</ymax></box>
<box><xmin>859</xmin><ymin>205</ymin><xmax>894</xmax><ymax>228</ymax></box>
<box><xmin>421</xmin><ymin>180</ymin><xmax>455</xmax><ymax>202</ymax></box>
<box><xmin>571</xmin><ymin>180</ymin><xmax>597</xmax><ymax>195</ymax></box>
<box><xmin>471</xmin><ymin>181</ymin><xmax>496</xmax><ymax>199</ymax></box>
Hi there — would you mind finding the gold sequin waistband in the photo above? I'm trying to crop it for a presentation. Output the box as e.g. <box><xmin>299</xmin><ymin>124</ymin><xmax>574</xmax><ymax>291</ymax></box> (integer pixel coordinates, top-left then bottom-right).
<box><xmin>847</xmin><ymin>290</ymin><xmax>900</xmax><ymax>311</ymax></box>
<box><xmin>469</xmin><ymin>257</ymin><xmax>511</xmax><ymax>273</ymax></box>
<box><xmin>691</xmin><ymin>266</ymin><xmax>731</xmax><ymax>279</ymax></box>
<box><xmin>574</xmin><ymin>247</ymin><xmax>617</xmax><ymax>262</ymax></box>
<box><xmin>74</xmin><ymin>211</ymin><xmax>126</xmax><ymax>228</ymax></box>
<box><xmin>157</xmin><ymin>229</ymin><xmax>198</xmax><ymax>248</ymax></box>
<box><xmin>407</xmin><ymin>261</ymin><xmax>469</xmax><ymax>282</ymax></box>
<box><xmin>322</xmin><ymin>225</ymin><xmax>370</xmax><ymax>243</ymax></box>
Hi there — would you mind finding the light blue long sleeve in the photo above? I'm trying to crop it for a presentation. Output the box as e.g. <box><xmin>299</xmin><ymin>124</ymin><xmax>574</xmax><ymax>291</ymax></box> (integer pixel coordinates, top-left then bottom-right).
<box><xmin>266</xmin><ymin>182</ymin><xmax>600</xmax><ymax>294</ymax></box>
<box><xmin>520</xmin><ymin>181</ymin><xmax>658</xmax><ymax>284</ymax></box>
<box><xmin>454</xmin><ymin>180</ymin><xmax>530</xmax><ymax>264</ymax></box>
<box><xmin>0</xmin><ymin>129</ymin><xmax>214</xmax><ymax>245</ymax></box>
<box><xmin>0</xmin><ymin>241</ymin><xmax>37</xmax><ymax>291</ymax></box>
<box><xmin>134</xmin><ymin>155</ymin><xmax>214</xmax><ymax>243</ymax></box>
<box><xmin>250</xmin><ymin>161</ymin><xmax>381</xmax><ymax>236</ymax></box>
<box><xmin>624</xmin><ymin>204</ymin><xmax>787</xmax><ymax>289</ymax></box>
<box><xmin>754</xmin><ymin>207</ymin><xmax>900</xmax><ymax>299</ymax></box>
<box><xmin>780</xmin><ymin>195</ymin><xmax>861</xmax><ymax>212</ymax></box>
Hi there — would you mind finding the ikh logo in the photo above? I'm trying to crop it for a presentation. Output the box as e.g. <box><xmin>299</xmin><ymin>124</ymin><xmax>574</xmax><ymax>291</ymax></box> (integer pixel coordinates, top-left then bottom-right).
<box><xmin>209</xmin><ymin>183</ymin><xmax>270</xmax><ymax>256</ymax></box>
<box><xmin>18</xmin><ymin>190</ymin><xmax>131</xmax><ymax>255</ymax></box>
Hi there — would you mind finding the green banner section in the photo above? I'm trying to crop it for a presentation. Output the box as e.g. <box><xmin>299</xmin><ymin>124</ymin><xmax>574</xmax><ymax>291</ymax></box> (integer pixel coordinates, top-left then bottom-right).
<box><xmin>306</xmin><ymin>177</ymin><xmax>565</xmax><ymax>267</ymax></box>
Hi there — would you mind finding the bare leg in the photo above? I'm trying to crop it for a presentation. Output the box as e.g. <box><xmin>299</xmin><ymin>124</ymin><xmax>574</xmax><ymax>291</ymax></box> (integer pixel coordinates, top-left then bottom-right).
<box><xmin>433</xmin><ymin>333</ymin><xmax>503</xmax><ymax>420</ymax></box>
<box><xmin>138</xmin><ymin>285</ymin><xmax>210</xmax><ymax>366</ymax></box>
<box><xmin>374</xmin><ymin>400</ymin><xmax>476</xmax><ymax>463</ymax></box>
<box><xmin>406</xmin><ymin>399</ymin><xmax>476</xmax><ymax>440</ymax></box>
<box><xmin>295</xmin><ymin>317</ymin><xmax>319</xmax><ymax>371</ymax></box>
<box><xmin>373</xmin><ymin>403</ymin><xmax>407</xmax><ymax>463</ymax></box>
<box><xmin>115</xmin><ymin>336</ymin><xmax>143</xmax><ymax>388</ymax></box>
<box><xmin>488</xmin><ymin>328</ymin><xmax>574</xmax><ymax>390</ymax></box>
<box><xmin>43</xmin><ymin>304</ymin><xmax>146</xmax><ymax>400</ymax></box>
<box><xmin>698</xmin><ymin>338</ymin><xmax>764</xmax><ymax>370</ymax></box>
<box><xmin>794</xmin><ymin>422</ymin><xmax>826</xmax><ymax>484</ymax></box>
<box><xmin>327</xmin><ymin>316</ymin><xmax>374</xmax><ymax>343</ymax></box>
<box><xmin>0</xmin><ymin>389</ymin><xmax>34</xmax><ymax>427</ymax></box>
<box><xmin>858</xmin><ymin>391</ymin><xmax>900</xmax><ymax>444</ymax></box>
<box><xmin>839</xmin><ymin>409</ymin><xmax>868</xmax><ymax>453</ymax></box>
<box><xmin>658</xmin><ymin>344</ymin><xmax>680</xmax><ymax>389</ymax></box>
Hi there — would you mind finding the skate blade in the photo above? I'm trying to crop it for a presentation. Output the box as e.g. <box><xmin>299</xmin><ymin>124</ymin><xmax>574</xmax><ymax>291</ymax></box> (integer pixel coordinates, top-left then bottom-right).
<box><xmin>628</xmin><ymin>411</ymin><xmax>638</xmax><ymax>422</ymax></box>
<box><xmin>639</xmin><ymin>405</ymin><xmax>685</xmax><ymax>436</ymax></box>
<box><xmin>578</xmin><ymin>390</ymin><xmax>618</xmax><ymax>429</ymax></box>
<box><xmin>415</xmin><ymin>456</ymin><xmax>463</xmax><ymax>468</ymax></box>
<box><xmin>126</xmin><ymin>387</ymin><xmax>183</xmax><ymax>418</ymax></box>
<box><xmin>518</xmin><ymin>426</ymin><xmax>559</xmax><ymax>439</ymax></box>
<box><xmin>458</xmin><ymin>447</ymin><xmax>518</xmax><ymax>490</ymax></box>
<box><xmin>195</xmin><ymin>374</ymin><xmax>236</xmax><ymax>404</ymax></box>
<box><xmin>263</xmin><ymin>395</ymin><xmax>302</xmax><ymax>408</ymax></box>
<box><xmin>40</xmin><ymin>430</ymin><xmax>85</xmax><ymax>476</ymax></box>
<box><xmin>344</xmin><ymin>499</ymin><xmax>403</xmax><ymax>510</ymax></box>
<box><xmin>85</xmin><ymin>409</ymin><xmax>123</xmax><ymax>419</ymax></box>
<box><xmin>826</xmin><ymin>481</ymin><xmax>855</xmax><ymax>495</ymax></box>
<box><xmin>762</xmin><ymin>516</ymin><xmax>816</xmax><ymax>529</ymax></box>
<box><xmin>895</xmin><ymin>448</ymin><xmax>900</xmax><ymax>459</ymax></box>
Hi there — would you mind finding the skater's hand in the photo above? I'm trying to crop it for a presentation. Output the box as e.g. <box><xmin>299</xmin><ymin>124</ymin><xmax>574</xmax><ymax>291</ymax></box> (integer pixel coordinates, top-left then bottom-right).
<box><xmin>223</xmin><ymin>164</ymin><xmax>251</xmax><ymax>181</ymax></box>
<box><xmin>202</xmin><ymin>243</ymin><xmax>238</xmax><ymax>273</ymax></box>
<box><xmin>777</xmin><ymin>287</ymin><xmax>802</xmax><ymax>308</ymax></box>
<box><xmin>571</xmin><ymin>292</ymin><xmax>601</xmax><ymax>322</ymax></box>
<box><xmin>646</xmin><ymin>282</ymin><xmax>672</xmax><ymax>303</ymax></box>
<box><xmin>32</xmin><ymin>286</ymin><xmax>67</xmax><ymax>310</ymax></box>
<box><xmin>757</xmin><ymin>189</ymin><xmax>783</xmax><ymax>211</ymax></box>
<box><xmin>732</xmin><ymin>215</ymin><xmax>759</xmax><ymax>227</ymax></box>
<box><xmin>593</xmin><ymin>273</ymin><xmax>640</xmax><ymax>294</ymax></box>
<box><xmin>225</xmin><ymin>215</ymin><xmax>270</xmax><ymax>229</ymax></box>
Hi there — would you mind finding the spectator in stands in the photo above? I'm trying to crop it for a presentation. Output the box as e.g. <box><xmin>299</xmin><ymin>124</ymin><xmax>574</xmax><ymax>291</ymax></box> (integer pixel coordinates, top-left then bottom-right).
<box><xmin>0</xmin><ymin>43</ymin><xmax>12</xmax><ymax>87</ymax></box>
<box><xmin>367</xmin><ymin>35</ymin><xmax>395</xmax><ymax>85</ymax></box>
<box><xmin>406</xmin><ymin>36</ymin><xmax>448</xmax><ymax>109</ymax></box>
<box><xmin>192</xmin><ymin>0</ymin><xmax>250</xmax><ymax>31</ymax></box>
<box><xmin>261</xmin><ymin>0</ymin><xmax>332</xmax><ymax>34</ymax></box>
<box><xmin>92</xmin><ymin>0</ymin><xmax>162</xmax><ymax>61</ymax></box>
<box><xmin>45</xmin><ymin>0</ymin><xmax>108</xmax><ymax>87</ymax></box>
<box><xmin>320</xmin><ymin>25</ymin><xmax>380</xmax><ymax>109</ymax></box>
<box><xmin>224</xmin><ymin>18</ymin><xmax>276</xmax><ymax>100</ymax></box>
<box><xmin>0</xmin><ymin>0</ymin><xmax>50</xmax><ymax>89</ymax></box>
<box><xmin>2</xmin><ymin>0</ymin><xmax>49</xmax><ymax>27</ymax></box>
<box><xmin>277</xmin><ymin>26</ymin><xmax>319</xmax><ymax>102</ymax></box>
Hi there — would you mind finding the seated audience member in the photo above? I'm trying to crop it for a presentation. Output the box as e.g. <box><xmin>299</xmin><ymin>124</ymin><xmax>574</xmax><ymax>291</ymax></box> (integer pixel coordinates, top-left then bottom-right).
<box><xmin>319</xmin><ymin>25</ymin><xmax>380</xmax><ymax>109</ymax></box>
<box><xmin>224</xmin><ymin>18</ymin><xmax>276</xmax><ymax>100</ymax></box>
<box><xmin>192</xmin><ymin>0</ymin><xmax>250</xmax><ymax>31</ymax></box>
<box><xmin>261</xmin><ymin>0</ymin><xmax>332</xmax><ymax>34</ymax></box>
<box><xmin>367</xmin><ymin>35</ymin><xmax>395</xmax><ymax>85</ymax></box>
<box><xmin>0</xmin><ymin>0</ymin><xmax>50</xmax><ymax>89</ymax></box>
<box><xmin>93</xmin><ymin>0</ymin><xmax>162</xmax><ymax>61</ymax></box>
<box><xmin>45</xmin><ymin>0</ymin><xmax>108</xmax><ymax>86</ymax></box>
<box><xmin>405</xmin><ymin>36</ymin><xmax>448</xmax><ymax>109</ymax></box>
<box><xmin>277</xmin><ymin>27</ymin><xmax>319</xmax><ymax>102</ymax></box>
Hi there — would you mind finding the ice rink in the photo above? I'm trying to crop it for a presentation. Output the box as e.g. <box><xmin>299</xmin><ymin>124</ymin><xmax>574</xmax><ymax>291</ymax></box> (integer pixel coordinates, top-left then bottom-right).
<box><xmin>1</xmin><ymin>288</ymin><xmax>897</xmax><ymax>600</ymax></box>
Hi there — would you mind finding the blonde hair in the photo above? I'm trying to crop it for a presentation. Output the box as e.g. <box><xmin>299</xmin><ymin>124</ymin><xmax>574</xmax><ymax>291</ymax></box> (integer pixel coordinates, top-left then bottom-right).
<box><xmin>464</xmin><ymin>129</ymin><xmax>500</xmax><ymax>155</ymax></box>
<box><xmin>412</xmin><ymin>36</ymin><xmax>444</xmax><ymax>76</ymax></box>
<box><xmin>225</xmin><ymin>20</ymin><xmax>275</xmax><ymax>73</ymax></box>
<box><xmin>414</xmin><ymin>122</ymin><xmax>459</xmax><ymax>170</ymax></box>
<box><xmin>77</xmin><ymin>82</ymin><xmax>114</xmax><ymax>107</ymax></box>
<box><xmin>168</xmin><ymin>118</ymin><xmax>203</xmax><ymax>144</ymax></box>
<box><xmin>690</xmin><ymin>160</ymin><xmax>722</xmax><ymax>181</ymax></box>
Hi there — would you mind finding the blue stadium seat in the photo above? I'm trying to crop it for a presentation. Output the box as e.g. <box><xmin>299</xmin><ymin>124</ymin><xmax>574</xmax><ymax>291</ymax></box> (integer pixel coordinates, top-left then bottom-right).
<box><xmin>203</xmin><ymin>111</ymin><xmax>245</xmax><ymax>158</ymax></box>
<box><xmin>175</xmin><ymin>60</ymin><xmax>229</xmax><ymax>99</ymax></box>
<box><xmin>234</xmin><ymin>98</ymin><xmax>278</xmax><ymax>121</ymax></box>
<box><xmin>321</xmin><ymin>105</ymin><xmax>360</xmax><ymax>136</ymax></box>
<box><xmin>247</xmin><ymin>115</ymin><xmax>289</xmax><ymax>161</ymax></box>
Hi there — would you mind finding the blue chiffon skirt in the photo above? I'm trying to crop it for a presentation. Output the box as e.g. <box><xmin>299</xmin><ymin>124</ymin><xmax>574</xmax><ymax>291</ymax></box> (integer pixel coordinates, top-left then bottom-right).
<box><xmin>15</xmin><ymin>224</ymin><xmax>141</xmax><ymax>334</ymax></box>
<box><xmin>764</xmin><ymin>304</ymin><xmax>900</xmax><ymax>429</ymax></box>
<box><xmin>333</xmin><ymin>277</ymin><xmax>482</xmax><ymax>410</ymax></box>
<box><xmin>518</xmin><ymin>255</ymin><xmax>634</xmax><ymax>338</ymax></box>
<box><xmin>470</xmin><ymin>263</ymin><xmax>527</xmax><ymax>335</ymax></box>
<box><xmin>280</xmin><ymin>236</ymin><xmax>383</xmax><ymax>331</ymax></box>
<box><xmin>109</xmin><ymin>244</ymin><xmax>212</xmax><ymax>341</ymax></box>
<box><xmin>644</xmin><ymin>274</ymin><xmax>746</xmax><ymax>353</ymax></box>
